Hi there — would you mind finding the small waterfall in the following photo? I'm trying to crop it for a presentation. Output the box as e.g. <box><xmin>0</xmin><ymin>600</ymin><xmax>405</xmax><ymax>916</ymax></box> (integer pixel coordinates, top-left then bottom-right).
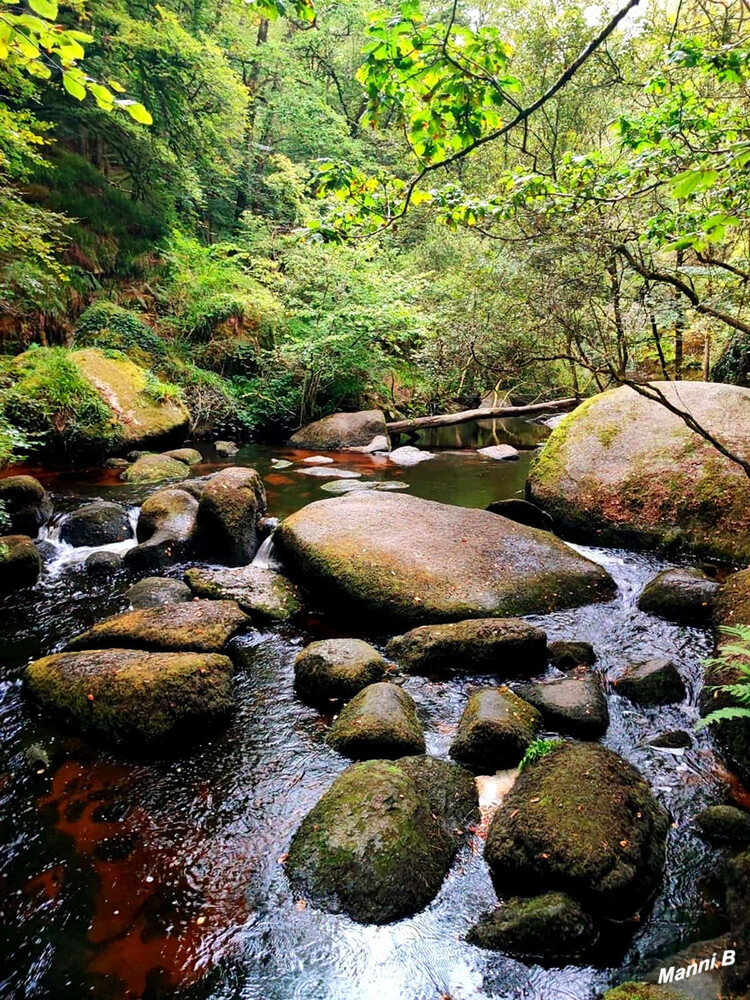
<box><xmin>37</xmin><ymin>506</ymin><xmax>139</xmax><ymax>577</ymax></box>
<box><xmin>252</xmin><ymin>519</ymin><xmax>283</xmax><ymax>570</ymax></box>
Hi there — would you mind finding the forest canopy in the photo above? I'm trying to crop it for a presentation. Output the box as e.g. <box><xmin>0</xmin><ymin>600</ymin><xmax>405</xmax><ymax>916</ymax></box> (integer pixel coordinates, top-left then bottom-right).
<box><xmin>0</xmin><ymin>0</ymin><xmax>748</xmax><ymax>460</ymax></box>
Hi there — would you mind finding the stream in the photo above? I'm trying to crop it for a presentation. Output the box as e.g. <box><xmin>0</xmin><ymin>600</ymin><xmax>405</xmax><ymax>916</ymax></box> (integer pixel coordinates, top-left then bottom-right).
<box><xmin>0</xmin><ymin>421</ymin><xmax>735</xmax><ymax>1000</ymax></box>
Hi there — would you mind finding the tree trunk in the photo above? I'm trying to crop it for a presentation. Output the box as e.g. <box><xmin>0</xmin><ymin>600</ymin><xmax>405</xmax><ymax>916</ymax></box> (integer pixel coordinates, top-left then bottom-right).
<box><xmin>386</xmin><ymin>398</ymin><xmax>579</xmax><ymax>434</ymax></box>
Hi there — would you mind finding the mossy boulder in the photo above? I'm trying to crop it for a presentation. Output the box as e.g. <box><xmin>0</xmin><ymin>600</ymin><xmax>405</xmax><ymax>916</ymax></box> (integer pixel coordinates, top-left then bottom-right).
<box><xmin>124</xmin><ymin>488</ymin><xmax>198</xmax><ymax>573</ymax></box>
<box><xmin>0</xmin><ymin>534</ymin><xmax>42</xmax><ymax>593</ymax></box>
<box><xmin>638</xmin><ymin>568</ymin><xmax>720</xmax><ymax>625</ymax></box>
<box><xmin>25</xmin><ymin>648</ymin><xmax>233</xmax><ymax>747</ymax></box>
<box><xmin>162</xmin><ymin>448</ymin><xmax>202</xmax><ymax>466</ymax></box>
<box><xmin>125</xmin><ymin>576</ymin><xmax>193</xmax><ymax>609</ymax></box>
<box><xmin>276</xmin><ymin>493</ymin><xmax>615</xmax><ymax>627</ymax></box>
<box><xmin>289</xmin><ymin>409</ymin><xmax>389</xmax><ymax>451</ymax></box>
<box><xmin>184</xmin><ymin>564</ymin><xmax>301</xmax><ymax>622</ymax></box>
<box><xmin>694</xmin><ymin>804</ymin><xmax>750</xmax><ymax>845</ymax></box>
<box><xmin>614</xmin><ymin>659</ymin><xmax>687</xmax><ymax>707</ymax></box>
<box><xmin>294</xmin><ymin>638</ymin><xmax>387</xmax><ymax>702</ymax></box>
<box><xmin>191</xmin><ymin>466</ymin><xmax>267</xmax><ymax>566</ymax></box>
<box><xmin>0</xmin><ymin>475</ymin><xmax>52</xmax><ymax>536</ymax></box>
<box><xmin>467</xmin><ymin>891</ymin><xmax>598</xmax><ymax>960</ymax></box>
<box><xmin>515</xmin><ymin>668</ymin><xmax>609</xmax><ymax>738</ymax></box>
<box><xmin>59</xmin><ymin>500</ymin><xmax>132</xmax><ymax>547</ymax></box>
<box><xmin>122</xmin><ymin>453</ymin><xmax>190</xmax><ymax>485</ymax></box>
<box><xmin>285</xmin><ymin>755</ymin><xmax>478</xmax><ymax>924</ymax></box>
<box><xmin>449</xmin><ymin>687</ymin><xmax>541</xmax><ymax>771</ymax></box>
<box><xmin>327</xmin><ymin>683</ymin><xmax>425</xmax><ymax>760</ymax></box>
<box><xmin>602</xmin><ymin>986</ymin><xmax>692</xmax><ymax>1000</ymax></box>
<box><xmin>484</xmin><ymin>742</ymin><xmax>670</xmax><ymax>918</ymax></box>
<box><xmin>66</xmin><ymin>599</ymin><xmax>250</xmax><ymax>653</ymax></box>
<box><xmin>548</xmin><ymin>639</ymin><xmax>597</xmax><ymax>671</ymax></box>
<box><xmin>527</xmin><ymin>381</ymin><xmax>750</xmax><ymax>562</ymax></box>
<box><xmin>385</xmin><ymin>618</ymin><xmax>548</xmax><ymax>677</ymax></box>
<box><xmin>85</xmin><ymin>550</ymin><xmax>122</xmax><ymax>576</ymax></box>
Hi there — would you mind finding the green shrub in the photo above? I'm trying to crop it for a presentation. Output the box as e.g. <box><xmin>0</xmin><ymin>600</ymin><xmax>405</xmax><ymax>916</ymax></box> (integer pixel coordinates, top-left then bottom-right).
<box><xmin>518</xmin><ymin>738</ymin><xmax>563</xmax><ymax>773</ymax></box>
<box><xmin>697</xmin><ymin>625</ymin><xmax>750</xmax><ymax>729</ymax></box>
<box><xmin>75</xmin><ymin>301</ymin><xmax>167</xmax><ymax>359</ymax></box>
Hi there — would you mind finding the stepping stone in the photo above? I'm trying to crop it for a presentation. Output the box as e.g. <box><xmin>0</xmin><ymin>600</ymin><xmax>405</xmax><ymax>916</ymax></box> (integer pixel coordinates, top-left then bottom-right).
<box><xmin>613</xmin><ymin>658</ymin><xmax>686</xmax><ymax>706</ymax></box>
<box><xmin>302</xmin><ymin>455</ymin><xmax>334</xmax><ymax>464</ymax></box>
<box><xmin>296</xmin><ymin>466</ymin><xmax>362</xmax><ymax>478</ymax></box>
<box><xmin>388</xmin><ymin>446</ymin><xmax>435</xmax><ymax>466</ymax></box>
<box><xmin>515</xmin><ymin>669</ymin><xmax>609</xmax><ymax>738</ymax></box>
<box><xmin>294</xmin><ymin>638</ymin><xmax>386</xmax><ymax>701</ymax></box>
<box><xmin>184</xmin><ymin>564</ymin><xmax>301</xmax><ymax>622</ymax></box>
<box><xmin>449</xmin><ymin>687</ymin><xmax>541</xmax><ymax>771</ymax></box>
<box><xmin>477</xmin><ymin>445</ymin><xmax>520</xmax><ymax>461</ymax></box>
<box><xmin>327</xmin><ymin>682</ymin><xmax>425</xmax><ymax>760</ymax></box>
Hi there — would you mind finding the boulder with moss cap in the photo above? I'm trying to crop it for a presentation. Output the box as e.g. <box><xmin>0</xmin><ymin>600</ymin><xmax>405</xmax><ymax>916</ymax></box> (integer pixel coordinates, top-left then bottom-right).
<box><xmin>0</xmin><ymin>475</ymin><xmax>52</xmax><ymax>536</ymax></box>
<box><xmin>294</xmin><ymin>638</ymin><xmax>387</xmax><ymax>701</ymax></box>
<box><xmin>191</xmin><ymin>466</ymin><xmax>266</xmax><ymax>565</ymax></box>
<box><xmin>184</xmin><ymin>564</ymin><xmax>301</xmax><ymax>622</ymax></box>
<box><xmin>449</xmin><ymin>686</ymin><xmax>541</xmax><ymax>771</ymax></box>
<box><xmin>0</xmin><ymin>534</ymin><xmax>42</xmax><ymax>593</ymax></box>
<box><xmin>326</xmin><ymin>682</ymin><xmax>425</xmax><ymax>759</ymax></box>
<box><xmin>124</xmin><ymin>487</ymin><xmax>198</xmax><ymax>572</ymax></box>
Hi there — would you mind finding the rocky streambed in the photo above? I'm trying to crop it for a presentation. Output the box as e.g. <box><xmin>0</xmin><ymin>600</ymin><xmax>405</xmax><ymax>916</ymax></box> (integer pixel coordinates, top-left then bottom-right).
<box><xmin>0</xmin><ymin>430</ymin><xmax>746</xmax><ymax>1000</ymax></box>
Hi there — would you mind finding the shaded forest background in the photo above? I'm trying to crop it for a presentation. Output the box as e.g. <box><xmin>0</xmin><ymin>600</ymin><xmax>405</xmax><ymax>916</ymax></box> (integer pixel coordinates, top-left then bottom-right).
<box><xmin>0</xmin><ymin>0</ymin><xmax>749</xmax><ymax>461</ymax></box>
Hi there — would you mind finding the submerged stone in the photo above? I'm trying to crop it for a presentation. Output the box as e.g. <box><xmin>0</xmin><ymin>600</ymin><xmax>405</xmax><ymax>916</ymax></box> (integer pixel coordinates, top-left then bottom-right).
<box><xmin>548</xmin><ymin>639</ymin><xmax>597</xmax><ymax>671</ymax></box>
<box><xmin>25</xmin><ymin>649</ymin><xmax>234</xmax><ymax>747</ymax></box>
<box><xmin>449</xmin><ymin>687</ymin><xmax>541</xmax><ymax>771</ymax></box>
<box><xmin>485</xmin><ymin>742</ymin><xmax>670</xmax><ymax>918</ymax></box>
<box><xmin>85</xmin><ymin>550</ymin><xmax>123</xmax><ymax>576</ymax></box>
<box><xmin>467</xmin><ymin>891</ymin><xmax>598</xmax><ymax>960</ymax></box>
<box><xmin>285</xmin><ymin>755</ymin><xmax>478</xmax><ymax>924</ymax></box>
<box><xmin>326</xmin><ymin>682</ymin><xmax>425</xmax><ymax>760</ymax></box>
<box><xmin>184</xmin><ymin>564</ymin><xmax>301</xmax><ymax>622</ymax></box>
<box><xmin>276</xmin><ymin>492</ymin><xmax>615</xmax><ymax>627</ymax></box>
<box><xmin>295</xmin><ymin>466</ymin><xmax>362</xmax><ymax>479</ymax></box>
<box><xmin>294</xmin><ymin>638</ymin><xmax>387</xmax><ymax>702</ymax></box>
<box><xmin>647</xmin><ymin>730</ymin><xmax>693</xmax><ymax>750</ymax></box>
<box><xmin>385</xmin><ymin>618</ymin><xmax>547</xmax><ymax>677</ymax></box>
<box><xmin>320</xmin><ymin>479</ymin><xmax>408</xmax><ymax>494</ymax></box>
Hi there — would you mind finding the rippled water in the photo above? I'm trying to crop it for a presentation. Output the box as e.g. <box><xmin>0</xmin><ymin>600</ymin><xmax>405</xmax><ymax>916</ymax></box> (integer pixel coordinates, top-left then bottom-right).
<box><xmin>0</xmin><ymin>426</ymin><xmax>736</xmax><ymax>1000</ymax></box>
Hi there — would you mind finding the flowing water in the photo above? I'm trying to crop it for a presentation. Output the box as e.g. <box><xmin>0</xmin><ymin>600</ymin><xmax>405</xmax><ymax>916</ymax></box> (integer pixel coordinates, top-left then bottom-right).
<box><xmin>0</xmin><ymin>421</ymin><xmax>736</xmax><ymax>1000</ymax></box>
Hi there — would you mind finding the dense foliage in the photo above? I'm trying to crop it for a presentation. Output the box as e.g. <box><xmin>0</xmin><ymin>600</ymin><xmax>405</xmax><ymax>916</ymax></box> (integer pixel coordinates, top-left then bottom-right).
<box><xmin>0</xmin><ymin>0</ymin><xmax>749</xmax><ymax>460</ymax></box>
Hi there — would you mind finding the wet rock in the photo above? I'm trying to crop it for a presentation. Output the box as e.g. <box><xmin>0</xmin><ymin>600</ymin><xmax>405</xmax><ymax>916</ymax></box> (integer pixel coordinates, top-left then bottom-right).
<box><xmin>122</xmin><ymin>453</ymin><xmax>190</xmax><ymax>485</ymax></box>
<box><xmin>726</xmin><ymin>852</ymin><xmax>750</xmax><ymax>994</ymax></box>
<box><xmin>638</xmin><ymin>567</ymin><xmax>720</xmax><ymax>624</ymax></box>
<box><xmin>0</xmin><ymin>475</ymin><xmax>52</xmax><ymax>537</ymax></box>
<box><xmin>103</xmin><ymin>457</ymin><xmax>129</xmax><ymax>470</ymax></box>
<box><xmin>449</xmin><ymin>687</ymin><xmax>541</xmax><ymax>771</ymax></box>
<box><xmin>125</xmin><ymin>576</ymin><xmax>193</xmax><ymax>609</ymax></box>
<box><xmin>285</xmin><ymin>755</ymin><xmax>478</xmax><ymax>924</ymax></box>
<box><xmin>176</xmin><ymin>479</ymin><xmax>207</xmax><ymax>500</ymax></box>
<box><xmin>645</xmin><ymin>936</ymin><xmax>736</xmax><ymax>1000</ymax></box>
<box><xmin>385</xmin><ymin>618</ymin><xmax>547</xmax><ymax>677</ymax></box>
<box><xmin>289</xmin><ymin>409</ymin><xmax>389</xmax><ymax>452</ymax></box>
<box><xmin>25</xmin><ymin>649</ymin><xmax>234</xmax><ymax>747</ymax></box>
<box><xmin>477</xmin><ymin>444</ymin><xmax>520</xmax><ymax>461</ymax></box>
<box><xmin>348</xmin><ymin>434</ymin><xmax>390</xmax><ymax>454</ymax></box>
<box><xmin>294</xmin><ymin>638</ymin><xmax>387</xmax><ymax>702</ymax></box>
<box><xmin>0</xmin><ymin>535</ymin><xmax>42</xmax><ymax>593</ymax></box>
<box><xmin>694</xmin><ymin>805</ymin><xmax>750</xmax><ymax>845</ymax></box>
<box><xmin>486</xmin><ymin>498</ymin><xmax>553</xmax><ymax>532</ymax></box>
<box><xmin>276</xmin><ymin>492</ymin><xmax>615</xmax><ymax>627</ymax></box>
<box><xmin>327</xmin><ymin>683</ymin><xmax>425</xmax><ymax>760</ymax></box>
<box><xmin>614</xmin><ymin>658</ymin><xmax>687</xmax><ymax>706</ymax></box>
<box><xmin>648</xmin><ymin>730</ymin><xmax>693</xmax><ymax>750</ymax></box>
<box><xmin>602</xmin><ymin>985</ymin><xmax>694</xmax><ymax>1000</ymax></box>
<box><xmin>388</xmin><ymin>445</ymin><xmax>435</xmax><ymax>466</ymax></box>
<box><xmin>215</xmin><ymin>440</ymin><xmax>239</xmax><ymax>457</ymax></box>
<box><xmin>270</xmin><ymin>458</ymin><xmax>293</xmax><ymax>469</ymax></box>
<box><xmin>527</xmin><ymin>381</ymin><xmax>750</xmax><ymax>562</ymax></box>
<box><xmin>191</xmin><ymin>466</ymin><xmax>267</xmax><ymax>566</ymax></box>
<box><xmin>515</xmin><ymin>668</ymin><xmax>609</xmax><ymax>738</ymax></box>
<box><xmin>66</xmin><ymin>599</ymin><xmax>250</xmax><ymax>653</ymax></box>
<box><xmin>320</xmin><ymin>479</ymin><xmax>408</xmax><ymax>494</ymax></box>
<box><xmin>467</xmin><ymin>891</ymin><xmax>598</xmax><ymax>960</ymax></box>
<box><xmin>161</xmin><ymin>447</ymin><xmax>202</xmax><ymax>466</ymax></box>
<box><xmin>85</xmin><ymin>550</ymin><xmax>123</xmax><ymax>576</ymax></box>
<box><xmin>35</xmin><ymin>539</ymin><xmax>58</xmax><ymax>563</ymax></box>
<box><xmin>127</xmin><ymin>450</ymin><xmax>151</xmax><ymax>462</ymax></box>
<box><xmin>485</xmin><ymin>742</ymin><xmax>670</xmax><ymax>918</ymax></box>
<box><xmin>124</xmin><ymin>488</ymin><xmax>198</xmax><ymax>573</ymax></box>
<box><xmin>295</xmin><ymin>466</ymin><xmax>362</xmax><ymax>479</ymax></box>
<box><xmin>302</xmin><ymin>455</ymin><xmax>334</xmax><ymax>464</ymax></box>
<box><xmin>548</xmin><ymin>639</ymin><xmax>597</xmax><ymax>671</ymax></box>
<box><xmin>184</xmin><ymin>564</ymin><xmax>301</xmax><ymax>622</ymax></box>
<box><xmin>59</xmin><ymin>501</ymin><xmax>132</xmax><ymax>547</ymax></box>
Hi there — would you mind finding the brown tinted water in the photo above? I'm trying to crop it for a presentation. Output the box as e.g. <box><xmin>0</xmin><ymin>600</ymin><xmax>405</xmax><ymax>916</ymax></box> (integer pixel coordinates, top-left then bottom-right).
<box><xmin>0</xmin><ymin>423</ymin><xmax>735</xmax><ymax>1000</ymax></box>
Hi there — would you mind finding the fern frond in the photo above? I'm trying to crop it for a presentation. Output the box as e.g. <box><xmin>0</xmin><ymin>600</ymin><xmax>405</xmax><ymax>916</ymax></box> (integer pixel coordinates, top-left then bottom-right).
<box><xmin>696</xmin><ymin>706</ymin><xmax>750</xmax><ymax>730</ymax></box>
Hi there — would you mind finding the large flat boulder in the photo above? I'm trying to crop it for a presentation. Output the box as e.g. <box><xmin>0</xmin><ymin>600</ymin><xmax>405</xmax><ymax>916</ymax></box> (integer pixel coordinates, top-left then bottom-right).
<box><xmin>286</xmin><ymin>755</ymin><xmax>477</xmax><ymax>924</ymax></box>
<box><xmin>527</xmin><ymin>382</ymin><xmax>750</xmax><ymax>561</ymax></box>
<box><xmin>275</xmin><ymin>492</ymin><xmax>615</xmax><ymax>626</ymax></box>
<box><xmin>289</xmin><ymin>409</ymin><xmax>389</xmax><ymax>451</ymax></box>
<box><xmin>25</xmin><ymin>649</ymin><xmax>234</xmax><ymax>746</ymax></box>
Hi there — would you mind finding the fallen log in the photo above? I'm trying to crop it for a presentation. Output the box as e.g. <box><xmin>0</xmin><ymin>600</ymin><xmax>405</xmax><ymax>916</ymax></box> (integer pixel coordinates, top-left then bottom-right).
<box><xmin>386</xmin><ymin>397</ymin><xmax>580</xmax><ymax>435</ymax></box>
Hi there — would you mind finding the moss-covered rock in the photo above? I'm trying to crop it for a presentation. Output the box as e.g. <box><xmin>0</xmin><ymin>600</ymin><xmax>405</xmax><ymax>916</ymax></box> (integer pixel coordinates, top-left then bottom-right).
<box><xmin>276</xmin><ymin>493</ymin><xmax>615</xmax><ymax>627</ymax></box>
<box><xmin>191</xmin><ymin>466</ymin><xmax>267</xmax><ymax>565</ymax></box>
<box><xmin>85</xmin><ymin>550</ymin><xmax>123</xmax><ymax>575</ymax></box>
<box><xmin>548</xmin><ymin>640</ymin><xmax>597</xmax><ymax>671</ymax></box>
<box><xmin>385</xmin><ymin>618</ymin><xmax>548</xmax><ymax>677</ymax></box>
<box><xmin>638</xmin><ymin>568</ymin><xmax>720</xmax><ymax>625</ymax></box>
<box><xmin>0</xmin><ymin>475</ymin><xmax>52</xmax><ymax>536</ymax></box>
<box><xmin>184</xmin><ymin>564</ymin><xmax>301</xmax><ymax>622</ymax></box>
<box><xmin>449</xmin><ymin>687</ymin><xmax>541</xmax><ymax>771</ymax></box>
<box><xmin>124</xmin><ymin>487</ymin><xmax>198</xmax><ymax>572</ymax></box>
<box><xmin>285</xmin><ymin>755</ymin><xmax>478</xmax><ymax>924</ymax></box>
<box><xmin>121</xmin><ymin>453</ymin><xmax>190</xmax><ymax>485</ymax></box>
<box><xmin>289</xmin><ymin>409</ymin><xmax>389</xmax><ymax>451</ymax></box>
<box><xmin>601</xmin><ymin>985</ymin><xmax>693</xmax><ymax>1000</ymax></box>
<box><xmin>484</xmin><ymin>742</ymin><xmax>670</xmax><ymax>918</ymax></box>
<box><xmin>527</xmin><ymin>382</ymin><xmax>750</xmax><ymax>562</ymax></box>
<box><xmin>647</xmin><ymin>730</ymin><xmax>693</xmax><ymax>750</ymax></box>
<box><xmin>726</xmin><ymin>851</ymin><xmax>750</xmax><ymax>994</ymax></box>
<box><xmin>125</xmin><ymin>576</ymin><xmax>193</xmax><ymax>609</ymax></box>
<box><xmin>327</xmin><ymin>682</ymin><xmax>425</xmax><ymax>760</ymax></box>
<box><xmin>162</xmin><ymin>448</ymin><xmax>202</xmax><ymax>466</ymax></box>
<box><xmin>59</xmin><ymin>500</ymin><xmax>132</xmax><ymax>547</ymax></box>
<box><xmin>294</xmin><ymin>638</ymin><xmax>387</xmax><ymax>702</ymax></box>
<box><xmin>0</xmin><ymin>534</ymin><xmax>42</xmax><ymax>593</ymax></box>
<box><xmin>25</xmin><ymin>648</ymin><xmax>233</xmax><ymax>747</ymax></box>
<box><xmin>694</xmin><ymin>804</ymin><xmax>750</xmax><ymax>845</ymax></box>
<box><xmin>515</xmin><ymin>668</ymin><xmax>609</xmax><ymax>738</ymax></box>
<box><xmin>467</xmin><ymin>891</ymin><xmax>598</xmax><ymax>960</ymax></box>
<box><xmin>66</xmin><ymin>599</ymin><xmax>250</xmax><ymax>653</ymax></box>
<box><xmin>614</xmin><ymin>659</ymin><xmax>687</xmax><ymax>707</ymax></box>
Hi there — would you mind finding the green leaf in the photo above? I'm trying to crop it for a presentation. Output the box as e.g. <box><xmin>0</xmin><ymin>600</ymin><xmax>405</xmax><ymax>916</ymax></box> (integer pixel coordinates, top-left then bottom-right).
<box><xmin>27</xmin><ymin>0</ymin><xmax>58</xmax><ymax>20</ymax></box>
<box><xmin>123</xmin><ymin>101</ymin><xmax>153</xmax><ymax>125</ymax></box>
<box><xmin>62</xmin><ymin>71</ymin><xmax>86</xmax><ymax>100</ymax></box>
